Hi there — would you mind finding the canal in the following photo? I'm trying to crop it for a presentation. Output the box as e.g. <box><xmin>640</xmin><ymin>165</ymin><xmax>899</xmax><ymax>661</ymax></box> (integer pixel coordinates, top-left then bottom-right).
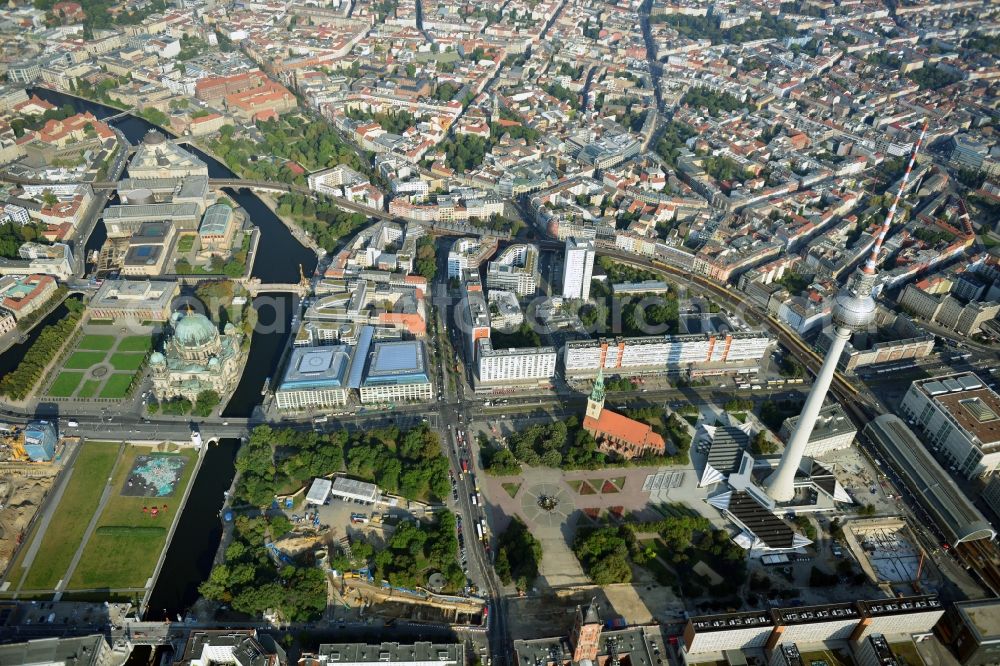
<box><xmin>145</xmin><ymin>438</ymin><xmax>239</xmax><ymax>620</ymax></box>
<box><xmin>0</xmin><ymin>296</ymin><xmax>77</xmax><ymax>378</ymax></box>
<box><xmin>22</xmin><ymin>89</ymin><xmax>320</xmax><ymax>618</ymax></box>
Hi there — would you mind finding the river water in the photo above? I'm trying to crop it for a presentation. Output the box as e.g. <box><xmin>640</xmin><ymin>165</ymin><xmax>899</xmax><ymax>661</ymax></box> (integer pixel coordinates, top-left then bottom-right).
<box><xmin>21</xmin><ymin>89</ymin><xmax>320</xmax><ymax>617</ymax></box>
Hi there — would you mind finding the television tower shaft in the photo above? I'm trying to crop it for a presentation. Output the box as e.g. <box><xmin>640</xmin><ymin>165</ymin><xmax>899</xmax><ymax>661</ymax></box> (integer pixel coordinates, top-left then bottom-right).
<box><xmin>764</xmin><ymin>120</ymin><xmax>928</xmax><ymax>503</ymax></box>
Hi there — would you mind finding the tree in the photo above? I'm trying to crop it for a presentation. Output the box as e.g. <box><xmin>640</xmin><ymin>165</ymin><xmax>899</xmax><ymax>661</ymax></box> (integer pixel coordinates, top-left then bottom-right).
<box><xmin>193</xmin><ymin>389</ymin><xmax>221</xmax><ymax>417</ymax></box>
<box><xmin>751</xmin><ymin>431</ymin><xmax>778</xmax><ymax>455</ymax></box>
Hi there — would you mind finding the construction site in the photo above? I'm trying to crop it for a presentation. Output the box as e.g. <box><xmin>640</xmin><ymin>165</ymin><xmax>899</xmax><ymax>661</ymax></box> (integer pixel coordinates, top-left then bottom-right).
<box><xmin>843</xmin><ymin>517</ymin><xmax>940</xmax><ymax>596</ymax></box>
<box><xmin>0</xmin><ymin>423</ymin><xmax>68</xmax><ymax>575</ymax></box>
<box><xmin>264</xmin><ymin>512</ymin><xmax>487</xmax><ymax>630</ymax></box>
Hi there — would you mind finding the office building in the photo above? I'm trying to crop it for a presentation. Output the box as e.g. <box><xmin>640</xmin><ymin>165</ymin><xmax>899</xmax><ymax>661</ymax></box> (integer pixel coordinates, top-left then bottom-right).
<box><xmin>899</xmin><ymin>373</ymin><xmax>1000</xmax><ymax>478</ymax></box>
<box><xmin>562</xmin><ymin>236</ymin><xmax>595</xmax><ymax>300</ymax></box>
<box><xmin>175</xmin><ymin>629</ymin><xmax>283</xmax><ymax>666</ymax></box>
<box><xmin>301</xmin><ymin>641</ymin><xmax>462</xmax><ymax>666</ymax></box>
<box><xmin>563</xmin><ymin>332</ymin><xmax>773</xmax><ymax>377</ymax></box>
<box><xmin>514</xmin><ymin>601</ymin><xmax>667</xmax><ymax>666</ymax></box>
<box><xmin>461</xmin><ymin>270</ymin><xmax>492</xmax><ymax>360</ymax></box>
<box><xmin>447</xmin><ymin>237</ymin><xmax>497</xmax><ymax>279</ymax></box>
<box><xmin>851</xmin><ymin>633</ymin><xmax>899</xmax><ymax>666</ymax></box>
<box><xmin>359</xmin><ymin>340</ymin><xmax>432</xmax><ymax>404</ymax></box>
<box><xmin>0</xmin><ymin>274</ymin><xmax>57</xmax><ymax>321</ymax></box>
<box><xmin>681</xmin><ymin>596</ymin><xmax>943</xmax><ymax>659</ymax></box>
<box><xmin>486</xmin><ymin>290</ymin><xmax>523</xmax><ymax>331</ymax></box>
<box><xmin>779</xmin><ymin>404</ymin><xmax>856</xmax><ymax>457</ymax></box>
<box><xmin>863</xmin><ymin>415</ymin><xmax>995</xmax><ymax>545</ymax></box>
<box><xmin>0</xmin><ymin>634</ymin><xmax>116</xmax><ymax>666</ymax></box>
<box><xmin>943</xmin><ymin>599</ymin><xmax>1000</xmax><ymax>665</ymax></box>
<box><xmin>486</xmin><ymin>244</ymin><xmax>538</xmax><ymax>296</ymax></box>
<box><xmin>90</xmin><ymin>279</ymin><xmax>178</xmax><ymax>321</ymax></box>
<box><xmin>275</xmin><ymin>346</ymin><xmax>353</xmax><ymax>411</ymax></box>
<box><xmin>476</xmin><ymin>339</ymin><xmax>556</xmax><ymax>387</ymax></box>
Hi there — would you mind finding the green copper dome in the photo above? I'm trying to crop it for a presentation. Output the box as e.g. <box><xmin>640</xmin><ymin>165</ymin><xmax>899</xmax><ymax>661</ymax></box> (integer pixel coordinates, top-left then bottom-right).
<box><xmin>173</xmin><ymin>311</ymin><xmax>218</xmax><ymax>346</ymax></box>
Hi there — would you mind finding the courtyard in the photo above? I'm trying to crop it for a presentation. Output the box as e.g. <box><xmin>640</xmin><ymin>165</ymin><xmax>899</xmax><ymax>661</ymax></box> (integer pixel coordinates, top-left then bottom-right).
<box><xmin>45</xmin><ymin>323</ymin><xmax>154</xmax><ymax>400</ymax></box>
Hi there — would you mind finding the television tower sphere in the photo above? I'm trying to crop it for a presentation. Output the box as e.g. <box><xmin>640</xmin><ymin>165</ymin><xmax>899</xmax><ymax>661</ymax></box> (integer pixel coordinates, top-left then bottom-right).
<box><xmin>832</xmin><ymin>271</ymin><xmax>878</xmax><ymax>331</ymax></box>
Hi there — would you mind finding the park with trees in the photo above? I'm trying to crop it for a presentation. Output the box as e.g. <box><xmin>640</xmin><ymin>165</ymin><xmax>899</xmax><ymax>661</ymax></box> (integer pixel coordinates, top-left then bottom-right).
<box><xmin>276</xmin><ymin>192</ymin><xmax>370</xmax><ymax>253</ymax></box>
<box><xmin>232</xmin><ymin>424</ymin><xmax>450</xmax><ymax>509</ymax></box>
<box><xmin>573</xmin><ymin>506</ymin><xmax>746</xmax><ymax>605</ymax></box>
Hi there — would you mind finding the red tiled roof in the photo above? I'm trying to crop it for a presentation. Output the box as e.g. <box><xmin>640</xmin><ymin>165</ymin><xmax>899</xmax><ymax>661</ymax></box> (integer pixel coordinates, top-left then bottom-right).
<box><xmin>583</xmin><ymin>409</ymin><xmax>665</xmax><ymax>450</ymax></box>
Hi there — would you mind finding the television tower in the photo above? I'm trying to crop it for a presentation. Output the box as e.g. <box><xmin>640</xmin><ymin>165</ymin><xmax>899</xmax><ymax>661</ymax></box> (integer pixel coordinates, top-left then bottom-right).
<box><xmin>765</xmin><ymin>120</ymin><xmax>928</xmax><ymax>502</ymax></box>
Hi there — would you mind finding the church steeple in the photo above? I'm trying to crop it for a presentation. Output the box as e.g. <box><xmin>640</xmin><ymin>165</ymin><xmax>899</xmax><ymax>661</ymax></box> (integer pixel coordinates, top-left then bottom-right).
<box><xmin>586</xmin><ymin>369</ymin><xmax>605</xmax><ymax>420</ymax></box>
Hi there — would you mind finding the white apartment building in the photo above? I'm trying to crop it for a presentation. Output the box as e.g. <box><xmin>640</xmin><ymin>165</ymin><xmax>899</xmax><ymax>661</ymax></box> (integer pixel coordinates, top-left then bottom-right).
<box><xmin>562</xmin><ymin>237</ymin><xmax>595</xmax><ymax>301</ymax></box>
<box><xmin>276</xmin><ymin>386</ymin><xmax>350</xmax><ymax>411</ymax></box>
<box><xmin>359</xmin><ymin>381</ymin><xmax>433</xmax><ymax>404</ymax></box>
<box><xmin>564</xmin><ymin>332</ymin><xmax>773</xmax><ymax>377</ymax></box>
<box><xmin>683</xmin><ymin>611</ymin><xmax>774</xmax><ymax>655</ymax></box>
<box><xmin>308</xmin><ymin>165</ymin><xmax>368</xmax><ymax>197</ymax></box>
<box><xmin>447</xmin><ymin>237</ymin><xmax>497</xmax><ymax>279</ymax></box>
<box><xmin>899</xmin><ymin>373</ymin><xmax>1000</xmax><ymax>478</ymax></box>
<box><xmin>486</xmin><ymin>244</ymin><xmax>538</xmax><ymax>296</ymax></box>
<box><xmin>477</xmin><ymin>339</ymin><xmax>556</xmax><ymax>386</ymax></box>
<box><xmin>487</xmin><ymin>290</ymin><xmax>524</xmax><ymax>331</ymax></box>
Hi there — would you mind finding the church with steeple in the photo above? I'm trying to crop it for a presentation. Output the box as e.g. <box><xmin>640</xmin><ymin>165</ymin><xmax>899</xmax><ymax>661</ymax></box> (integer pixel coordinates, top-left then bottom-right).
<box><xmin>582</xmin><ymin>370</ymin><xmax>666</xmax><ymax>459</ymax></box>
<box><xmin>514</xmin><ymin>595</ymin><xmax>666</xmax><ymax>666</ymax></box>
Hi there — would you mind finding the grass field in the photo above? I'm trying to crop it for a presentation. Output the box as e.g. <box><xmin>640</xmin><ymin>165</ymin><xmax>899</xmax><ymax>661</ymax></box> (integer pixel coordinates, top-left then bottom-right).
<box><xmin>46</xmin><ymin>330</ymin><xmax>150</xmax><ymax>400</ymax></box>
<box><xmin>177</xmin><ymin>235</ymin><xmax>196</xmax><ymax>252</ymax></box>
<box><xmin>109</xmin><ymin>353</ymin><xmax>145</xmax><ymax>372</ymax></box>
<box><xmin>99</xmin><ymin>374</ymin><xmax>134</xmax><ymax>399</ymax></box>
<box><xmin>77</xmin><ymin>380</ymin><xmax>101</xmax><ymax>398</ymax></box>
<box><xmin>77</xmin><ymin>335</ymin><xmax>116</xmax><ymax>351</ymax></box>
<box><xmin>21</xmin><ymin>442</ymin><xmax>120</xmax><ymax>591</ymax></box>
<box><xmin>64</xmin><ymin>351</ymin><xmax>107</xmax><ymax>370</ymax></box>
<box><xmin>117</xmin><ymin>336</ymin><xmax>152</xmax><ymax>352</ymax></box>
<box><xmin>48</xmin><ymin>372</ymin><xmax>84</xmax><ymax>398</ymax></box>
<box><xmin>69</xmin><ymin>447</ymin><xmax>197</xmax><ymax>590</ymax></box>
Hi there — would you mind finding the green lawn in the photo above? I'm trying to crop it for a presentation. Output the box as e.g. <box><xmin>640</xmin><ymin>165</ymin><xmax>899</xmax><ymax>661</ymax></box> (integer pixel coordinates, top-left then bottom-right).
<box><xmin>109</xmin><ymin>353</ymin><xmax>146</xmax><ymax>372</ymax></box>
<box><xmin>69</xmin><ymin>447</ymin><xmax>197</xmax><ymax>590</ymax></box>
<box><xmin>177</xmin><ymin>235</ymin><xmax>196</xmax><ymax>252</ymax></box>
<box><xmin>64</xmin><ymin>351</ymin><xmax>108</xmax><ymax>370</ymax></box>
<box><xmin>117</xmin><ymin>336</ymin><xmax>152</xmax><ymax>352</ymax></box>
<box><xmin>99</xmin><ymin>374</ymin><xmax>134</xmax><ymax>399</ymax></box>
<box><xmin>21</xmin><ymin>442</ymin><xmax>120</xmax><ymax>591</ymax></box>
<box><xmin>88</xmin><ymin>320</ymin><xmax>114</xmax><ymax>326</ymax></box>
<box><xmin>48</xmin><ymin>371</ymin><xmax>84</xmax><ymax>398</ymax></box>
<box><xmin>77</xmin><ymin>335</ymin><xmax>116</xmax><ymax>351</ymax></box>
<box><xmin>77</xmin><ymin>380</ymin><xmax>101</xmax><ymax>399</ymax></box>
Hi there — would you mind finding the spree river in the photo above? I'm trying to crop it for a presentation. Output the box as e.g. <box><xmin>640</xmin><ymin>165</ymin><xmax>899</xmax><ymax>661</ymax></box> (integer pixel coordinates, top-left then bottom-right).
<box><xmin>29</xmin><ymin>87</ymin><xmax>317</xmax><ymax>417</ymax></box>
<box><xmin>25</xmin><ymin>88</ymin><xmax>319</xmax><ymax>617</ymax></box>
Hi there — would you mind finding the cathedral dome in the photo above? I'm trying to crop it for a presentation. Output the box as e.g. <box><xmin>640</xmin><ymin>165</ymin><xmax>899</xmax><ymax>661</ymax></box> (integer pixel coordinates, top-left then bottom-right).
<box><xmin>173</xmin><ymin>312</ymin><xmax>218</xmax><ymax>347</ymax></box>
